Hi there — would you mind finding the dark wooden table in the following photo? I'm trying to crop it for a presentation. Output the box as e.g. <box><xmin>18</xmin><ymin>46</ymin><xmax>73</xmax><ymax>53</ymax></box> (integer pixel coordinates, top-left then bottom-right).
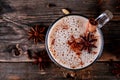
<box><xmin>0</xmin><ymin>0</ymin><xmax>120</xmax><ymax>80</ymax></box>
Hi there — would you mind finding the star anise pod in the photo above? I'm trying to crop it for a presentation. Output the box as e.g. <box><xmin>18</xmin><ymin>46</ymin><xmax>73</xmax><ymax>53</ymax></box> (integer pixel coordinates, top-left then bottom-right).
<box><xmin>28</xmin><ymin>25</ymin><xmax>45</xmax><ymax>44</ymax></box>
<box><xmin>67</xmin><ymin>33</ymin><xmax>97</xmax><ymax>55</ymax></box>
<box><xmin>80</xmin><ymin>32</ymin><xmax>97</xmax><ymax>53</ymax></box>
<box><xmin>32</xmin><ymin>50</ymin><xmax>51</xmax><ymax>70</ymax></box>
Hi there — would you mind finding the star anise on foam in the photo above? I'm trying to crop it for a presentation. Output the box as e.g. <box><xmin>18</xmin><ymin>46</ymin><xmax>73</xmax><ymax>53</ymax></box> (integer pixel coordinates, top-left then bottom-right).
<box><xmin>67</xmin><ymin>32</ymin><xmax>97</xmax><ymax>55</ymax></box>
<box><xmin>80</xmin><ymin>32</ymin><xmax>97</xmax><ymax>53</ymax></box>
<box><xmin>28</xmin><ymin>25</ymin><xmax>45</xmax><ymax>44</ymax></box>
<box><xmin>32</xmin><ymin>50</ymin><xmax>51</xmax><ymax>70</ymax></box>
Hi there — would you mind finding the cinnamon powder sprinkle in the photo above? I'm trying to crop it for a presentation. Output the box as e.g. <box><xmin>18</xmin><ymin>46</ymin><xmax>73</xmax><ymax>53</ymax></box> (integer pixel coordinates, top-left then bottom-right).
<box><xmin>67</xmin><ymin>35</ymin><xmax>82</xmax><ymax>56</ymax></box>
<box><xmin>62</xmin><ymin>25</ymin><xmax>69</xmax><ymax>29</ymax></box>
<box><xmin>92</xmin><ymin>51</ymin><xmax>97</xmax><ymax>54</ymax></box>
<box><xmin>80</xmin><ymin>61</ymin><xmax>84</xmax><ymax>65</ymax></box>
<box><xmin>51</xmin><ymin>39</ymin><xmax>55</xmax><ymax>45</ymax></box>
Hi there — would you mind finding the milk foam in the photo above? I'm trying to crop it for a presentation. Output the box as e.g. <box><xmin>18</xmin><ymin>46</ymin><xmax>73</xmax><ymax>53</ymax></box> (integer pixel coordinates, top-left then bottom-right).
<box><xmin>47</xmin><ymin>15</ymin><xmax>102</xmax><ymax>69</ymax></box>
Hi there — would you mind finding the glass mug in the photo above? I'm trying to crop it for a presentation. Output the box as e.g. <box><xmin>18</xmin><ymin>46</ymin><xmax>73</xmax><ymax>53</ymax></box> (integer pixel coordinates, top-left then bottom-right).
<box><xmin>45</xmin><ymin>10</ymin><xmax>113</xmax><ymax>70</ymax></box>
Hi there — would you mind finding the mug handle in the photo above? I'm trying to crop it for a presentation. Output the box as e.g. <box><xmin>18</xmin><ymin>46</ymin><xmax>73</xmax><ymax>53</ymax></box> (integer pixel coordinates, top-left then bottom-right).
<box><xmin>95</xmin><ymin>10</ymin><xmax>113</xmax><ymax>28</ymax></box>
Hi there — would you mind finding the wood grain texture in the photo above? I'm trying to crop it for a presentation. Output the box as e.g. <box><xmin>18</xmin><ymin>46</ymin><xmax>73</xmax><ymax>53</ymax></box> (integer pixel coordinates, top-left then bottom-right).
<box><xmin>0</xmin><ymin>62</ymin><xmax>118</xmax><ymax>80</ymax></box>
<box><xmin>0</xmin><ymin>0</ymin><xmax>120</xmax><ymax>80</ymax></box>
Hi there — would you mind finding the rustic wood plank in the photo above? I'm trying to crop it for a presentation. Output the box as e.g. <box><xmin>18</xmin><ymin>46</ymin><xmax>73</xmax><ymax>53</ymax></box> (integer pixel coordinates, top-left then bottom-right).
<box><xmin>0</xmin><ymin>0</ymin><xmax>119</xmax><ymax>80</ymax></box>
<box><xmin>0</xmin><ymin>62</ymin><xmax>118</xmax><ymax>80</ymax></box>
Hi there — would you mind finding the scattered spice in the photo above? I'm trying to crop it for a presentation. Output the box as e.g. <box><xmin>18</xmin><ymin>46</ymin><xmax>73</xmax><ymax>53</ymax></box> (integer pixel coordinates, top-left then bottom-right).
<box><xmin>32</xmin><ymin>50</ymin><xmax>51</xmax><ymax>70</ymax></box>
<box><xmin>62</xmin><ymin>25</ymin><xmax>69</xmax><ymax>29</ymax></box>
<box><xmin>92</xmin><ymin>51</ymin><xmax>97</xmax><ymax>54</ymax></box>
<box><xmin>51</xmin><ymin>39</ymin><xmax>55</xmax><ymax>45</ymax></box>
<box><xmin>76</xmin><ymin>52</ymin><xmax>81</xmax><ymax>56</ymax></box>
<box><xmin>47</xmin><ymin>3</ymin><xmax>56</xmax><ymax>8</ymax></box>
<box><xmin>90</xmin><ymin>60</ymin><xmax>93</xmax><ymax>63</ymax></box>
<box><xmin>62</xmin><ymin>8</ymin><xmax>70</xmax><ymax>15</ymax></box>
<box><xmin>80</xmin><ymin>61</ymin><xmax>84</xmax><ymax>65</ymax></box>
<box><xmin>67</xmin><ymin>35</ymin><xmax>82</xmax><ymax>56</ymax></box>
<box><xmin>28</xmin><ymin>25</ymin><xmax>46</xmax><ymax>44</ymax></box>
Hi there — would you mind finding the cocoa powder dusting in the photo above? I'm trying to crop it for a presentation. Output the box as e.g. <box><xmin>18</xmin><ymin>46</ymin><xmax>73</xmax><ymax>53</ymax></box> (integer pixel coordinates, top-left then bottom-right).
<box><xmin>62</xmin><ymin>54</ymin><xmax>64</xmax><ymax>56</ymax></box>
<box><xmin>71</xmin><ymin>66</ymin><xmax>75</xmax><ymax>69</ymax></box>
<box><xmin>67</xmin><ymin>35</ymin><xmax>82</xmax><ymax>56</ymax></box>
<box><xmin>51</xmin><ymin>39</ymin><xmax>55</xmax><ymax>45</ymax></box>
<box><xmin>92</xmin><ymin>51</ymin><xmax>97</xmax><ymax>54</ymax></box>
<box><xmin>62</xmin><ymin>25</ymin><xmax>69</xmax><ymax>29</ymax></box>
<box><xmin>80</xmin><ymin>61</ymin><xmax>84</xmax><ymax>65</ymax></box>
<box><xmin>90</xmin><ymin>60</ymin><xmax>93</xmax><ymax>63</ymax></box>
<box><xmin>76</xmin><ymin>52</ymin><xmax>81</xmax><ymax>56</ymax></box>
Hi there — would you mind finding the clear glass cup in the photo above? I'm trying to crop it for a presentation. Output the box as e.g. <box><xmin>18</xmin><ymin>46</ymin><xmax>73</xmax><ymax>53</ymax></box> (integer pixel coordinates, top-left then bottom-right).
<box><xmin>45</xmin><ymin>10</ymin><xmax>113</xmax><ymax>70</ymax></box>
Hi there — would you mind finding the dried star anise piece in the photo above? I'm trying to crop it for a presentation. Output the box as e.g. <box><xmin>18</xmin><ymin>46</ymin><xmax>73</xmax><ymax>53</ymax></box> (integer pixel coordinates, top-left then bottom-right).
<box><xmin>32</xmin><ymin>50</ymin><xmax>51</xmax><ymax>70</ymax></box>
<box><xmin>80</xmin><ymin>32</ymin><xmax>97</xmax><ymax>53</ymax></box>
<box><xmin>28</xmin><ymin>25</ymin><xmax>45</xmax><ymax>44</ymax></box>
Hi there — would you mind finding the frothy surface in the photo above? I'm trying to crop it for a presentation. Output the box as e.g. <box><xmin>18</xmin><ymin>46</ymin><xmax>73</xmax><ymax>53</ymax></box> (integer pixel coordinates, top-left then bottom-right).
<box><xmin>47</xmin><ymin>15</ymin><xmax>102</xmax><ymax>69</ymax></box>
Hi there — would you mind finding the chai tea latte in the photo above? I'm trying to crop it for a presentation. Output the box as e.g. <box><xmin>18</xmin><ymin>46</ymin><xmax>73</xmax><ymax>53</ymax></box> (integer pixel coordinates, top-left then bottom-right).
<box><xmin>47</xmin><ymin>15</ymin><xmax>102</xmax><ymax>69</ymax></box>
